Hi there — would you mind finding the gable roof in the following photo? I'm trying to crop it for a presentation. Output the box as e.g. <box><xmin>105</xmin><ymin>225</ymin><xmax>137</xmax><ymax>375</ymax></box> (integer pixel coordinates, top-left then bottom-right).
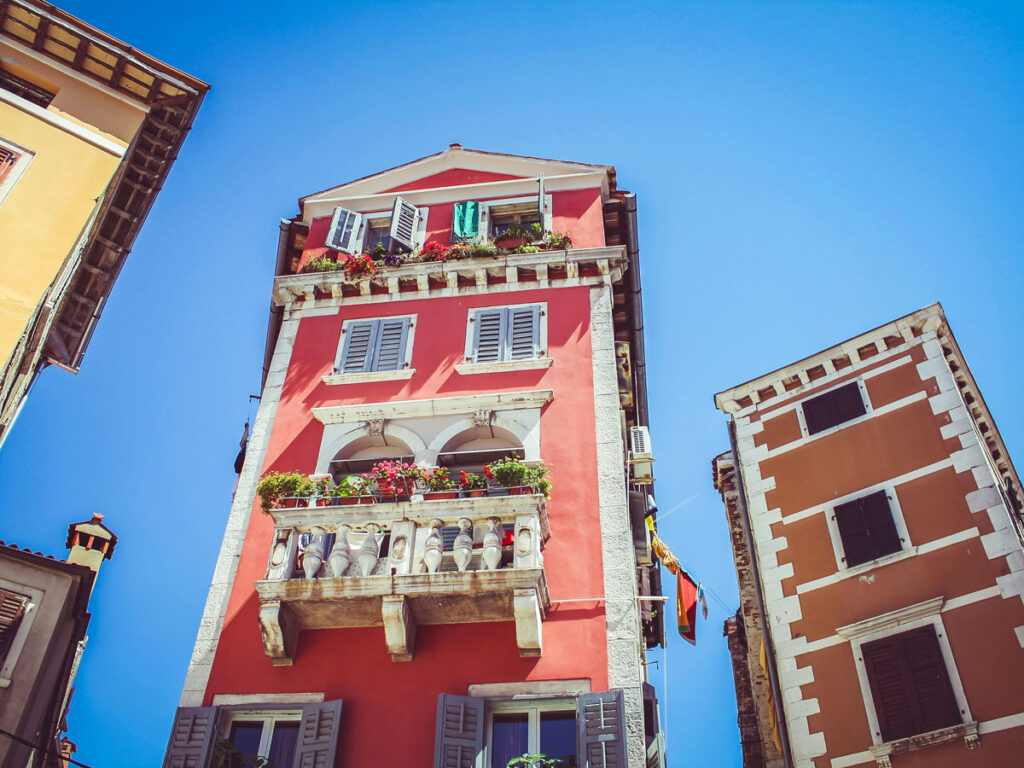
<box><xmin>299</xmin><ymin>144</ymin><xmax>617</xmax><ymax>211</ymax></box>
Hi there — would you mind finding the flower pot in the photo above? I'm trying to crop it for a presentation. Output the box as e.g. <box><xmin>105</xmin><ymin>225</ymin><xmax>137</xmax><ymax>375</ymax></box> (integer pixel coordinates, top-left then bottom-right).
<box><xmin>378</xmin><ymin>493</ymin><xmax>410</xmax><ymax>504</ymax></box>
<box><xmin>316</xmin><ymin>498</ymin><xmax>332</xmax><ymax>507</ymax></box>
<box><xmin>506</xmin><ymin>485</ymin><xmax>534</xmax><ymax>496</ymax></box>
<box><xmin>464</xmin><ymin>489</ymin><xmax>488</xmax><ymax>498</ymax></box>
<box><xmin>424</xmin><ymin>490</ymin><xmax>459</xmax><ymax>501</ymax></box>
<box><xmin>335</xmin><ymin>497</ymin><xmax>359</xmax><ymax>506</ymax></box>
<box><xmin>495</xmin><ymin>236</ymin><xmax>526</xmax><ymax>250</ymax></box>
<box><xmin>357</xmin><ymin>496</ymin><xmax>376</xmax><ymax>505</ymax></box>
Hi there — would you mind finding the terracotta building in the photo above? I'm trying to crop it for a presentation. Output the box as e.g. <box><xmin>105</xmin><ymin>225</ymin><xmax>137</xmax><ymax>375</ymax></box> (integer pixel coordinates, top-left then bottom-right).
<box><xmin>0</xmin><ymin>0</ymin><xmax>207</xmax><ymax>448</ymax></box>
<box><xmin>713</xmin><ymin>303</ymin><xmax>1024</xmax><ymax>768</ymax></box>
<box><xmin>162</xmin><ymin>146</ymin><xmax>664</xmax><ymax>768</ymax></box>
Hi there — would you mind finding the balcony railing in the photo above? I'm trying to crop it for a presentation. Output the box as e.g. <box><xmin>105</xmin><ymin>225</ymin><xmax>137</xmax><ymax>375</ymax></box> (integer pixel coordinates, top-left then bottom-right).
<box><xmin>255</xmin><ymin>494</ymin><xmax>550</xmax><ymax>665</ymax></box>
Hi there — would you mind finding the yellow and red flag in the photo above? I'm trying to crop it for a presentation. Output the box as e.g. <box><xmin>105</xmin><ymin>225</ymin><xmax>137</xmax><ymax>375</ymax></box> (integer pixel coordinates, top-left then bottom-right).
<box><xmin>647</xmin><ymin>517</ymin><xmax>700</xmax><ymax>645</ymax></box>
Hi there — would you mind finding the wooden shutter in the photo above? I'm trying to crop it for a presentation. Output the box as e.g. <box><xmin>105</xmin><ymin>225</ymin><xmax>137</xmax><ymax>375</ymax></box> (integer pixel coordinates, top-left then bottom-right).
<box><xmin>162</xmin><ymin>706</ymin><xmax>220</xmax><ymax>768</ymax></box>
<box><xmin>802</xmin><ymin>382</ymin><xmax>865</xmax><ymax>435</ymax></box>
<box><xmin>434</xmin><ymin>694</ymin><xmax>484</xmax><ymax>768</ymax></box>
<box><xmin>863</xmin><ymin>626</ymin><xmax>960</xmax><ymax>742</ymax></box>
<box><xmin>294</xmin><ymin>699</ymin><xmax>343</xmax><ymax>768</ymax></box>
<box><xmin>373</xmin><ymin>317</ymin><xmax>411</xmax><ymax>371</ymax></box>
<box><xmin>0</xmin><ymin>147</ymin><xmax>18</xmax><ymax>186</ymax></box>
<box><xmin>861</xmin><ymin>491</ymin><xmax>901</xmax><ymax>559</ymax></box>
<box><xmin>832</xmin><ymin>381</ymin><xmax>867</xmax><ymax>423</ymax></box>
<box><xmin>473</xmin><ymin>309</ymin><xmax>505</xmax><ymax>363</ymax></box>
<box><xmin>0</xmin><ymin>590</ymin><xmax>27</xmax><ymax>663</ymax></box>
<box><xmin>834</xmin><ymin>498</ymin><xmax>873</xmax><ymax>567</ymax></box>
<box><xmin>577</xmin><ymin>690</ymin><xmax>625</xmax><ymax>768</ymax></box>
<box><xmin>507</xmin><ymin>306</ymin><xmax>540</xmax><ymax>360</ymax></box>
<box><xmin>326</xmin><ymin>207</ymin><xmax>362</xmax><ymax>254</ymax></box>
<box><xmin>391</xmin><ymin>196</ymin><xmax>420</xmax><ymax>251</ymax></box>
<box><xmin>339</xmin><ymin>320</ymin><xmax>377</xmax><ymax>373</ymax></box>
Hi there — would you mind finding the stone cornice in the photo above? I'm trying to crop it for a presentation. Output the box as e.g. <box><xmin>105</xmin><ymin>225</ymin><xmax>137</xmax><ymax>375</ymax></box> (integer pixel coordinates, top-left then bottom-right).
<box><xmin>311</xmin><ymin>389</ymin><xmax>553</xmax><ymax>425</ymax></box>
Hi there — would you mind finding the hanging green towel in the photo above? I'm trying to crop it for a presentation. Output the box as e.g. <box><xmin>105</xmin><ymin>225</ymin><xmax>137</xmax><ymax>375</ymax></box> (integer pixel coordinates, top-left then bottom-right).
<box><xmin>453</xmin><ymin>201</ymin><xmax>479</xmax><ymax>239</ymax></box>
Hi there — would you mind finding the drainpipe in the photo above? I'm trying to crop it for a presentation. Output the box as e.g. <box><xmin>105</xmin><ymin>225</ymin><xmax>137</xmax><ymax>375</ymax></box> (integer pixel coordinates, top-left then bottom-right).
<box><xmin>261</xmin><ymin>219</ymin><xmax>292</xmax><ymax>388</ymax></box>
<box><xmin>623</xmin><ymin>194</ymin><xmax>649</xmax><ymax>427</ymax></box>
<box><xmin>728</xmin><ymin>420</ymin><xmax>794</xmax><ymax>768</ymax></box>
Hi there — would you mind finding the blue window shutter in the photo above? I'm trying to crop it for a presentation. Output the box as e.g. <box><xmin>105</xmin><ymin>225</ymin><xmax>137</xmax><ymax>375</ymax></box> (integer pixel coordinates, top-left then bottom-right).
<box><xmin>325</xmin><ymin>207</ymin><xmax>362</xmax><ymax>254</ymax></box>
<box><xmin>473</xmin><ymin>309</ymin><xmax>506</xmax><ymax>363</ymax></box>
<box><xmin>507</xmin><ymin>306</ymin><xmax>540</xmax><ymax>360</ymax></box>
<box><xmin>434</xmin><ymin>694</ymin><xmax>484</xmax><ymax>768</ymax></box>
<box><xmin>577</xmin><ymin>690</ymin><xmax>625</xmax><ymax>768</ymax></box>
<box><xmin>293</xmin><ymin>699</ymin><xmax>343</xmax><ymax>768</ymax></box>
<box><xmin>373</xmin><ymin>317</ymin><xmax>412</xmax><ymax>371</ymax></box>
<box><xmin>339</xmin><ymin>320</ymin><xmax>378</xmax><ymax>373</ymax></box>
<box><xmin>162</xmin><ymin>706</ymin><xmax>220</xmax><ymax>768</ymax></box>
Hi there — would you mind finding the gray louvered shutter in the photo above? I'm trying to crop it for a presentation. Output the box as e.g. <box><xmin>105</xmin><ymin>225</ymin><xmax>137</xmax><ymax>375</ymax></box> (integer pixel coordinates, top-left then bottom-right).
<box><xmin>373</xmin><ymin>317</ymin><xmax>412</xmax><ymax>371</ymax></box>
<box><xmin>577</xmin><ymin>690</ymin><xmax>625</xmax><ymax>768</ymax></box>
<box><xmin>507</xmin><ymin>305</ymin><xmax>541</xmax><ymax>360</ymax></box>
<box><xmin>339</xmin><ymin>320</ymin><xmax>378</xmax><ymax>373</ymax></box>
<box><xmin>162</xmin><ymin>706</ymin><xmax>220</xmax><ymax>768</ymax></box>
<box><xmin>326</xmin><ymin>207</ymin><xmax>362</xmax><ymax>254</ymax></box>
<box><xmin>390</xmin><ymin>196</ymin><xmax>419</xmax><ymax>251</ymax></box>
<box><xmin>434</xmin><ymin>694</ymin><xmax>484</xmax><ymax>768</ymax></box>
<box><xmin>473</xmin><ymin>309</ymin><xmax>505</xmax><ymax>363</ymax></box>
<box><xmin>293</xmin><ymin>699</ymin><xmax>343</xmax><ymax>768</ymax></box>
<box><xmin>0</xmin><ymin>590</ymin><xmax>27</xmax><ymax>662</ymax></box>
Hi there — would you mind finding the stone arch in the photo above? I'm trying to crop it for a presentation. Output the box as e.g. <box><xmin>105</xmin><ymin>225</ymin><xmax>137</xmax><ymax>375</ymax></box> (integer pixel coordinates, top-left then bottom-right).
<box><xmin>314</xmin><ymin>422</ymin><xmax>427</xmax><ymax>476</ymax></box>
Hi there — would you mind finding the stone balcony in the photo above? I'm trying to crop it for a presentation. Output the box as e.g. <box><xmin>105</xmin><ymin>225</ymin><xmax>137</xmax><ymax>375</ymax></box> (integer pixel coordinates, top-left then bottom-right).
<box><xmin>254</xmin><ymin>494</ymin><xmax>550</xmax><ymax>664</ymax></box>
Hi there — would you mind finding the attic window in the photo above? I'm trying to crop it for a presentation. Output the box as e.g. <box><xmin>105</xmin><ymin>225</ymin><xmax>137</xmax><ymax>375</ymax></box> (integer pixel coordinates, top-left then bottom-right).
<box><xmin>0</xmin><ymin>69</ymin><xmax>55</xmax><ymax>108</ymax></box>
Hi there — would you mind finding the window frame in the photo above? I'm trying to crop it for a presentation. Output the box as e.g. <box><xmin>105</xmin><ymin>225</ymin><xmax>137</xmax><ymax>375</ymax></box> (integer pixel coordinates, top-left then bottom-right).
<box><xmin>326</xmin><ymin>314</ymin><xmax>417</xmax><ymax>384</ymax></box>
<box><xmin>462</xmin><ymin>302</ymin><xmax>549</xmax><ymax>370</ymax></box>
<box><xmin>484</xmin><ymin>698</ymin><xmax>576</xmax><ymax>768</ymax></box>
<box><xmin>796</xmin><ymin>379</ymin><xmax>872</xmax><ymax>438</ymax></box>
<box><xmin>0</xmin><ymin>138</ymin><xmax>34</xmax><ymax>207</ymax></box>
<box><xmin>825</xmin><ymin>485</ymin><xmax>910</xmax><ymax>571</ymax></box>
<box><xmin>0</xmin><ymin>579</ymin><xmax>40</xmax><ymax>688</ymax></box>
<box><xmin>326</xmin><ymin>199</ymin><xmax>430</xmax><ymax>256</ymax></box>
<box><xmin>218</xmin><ymin>708</ymin><xmax>303</xmax><ymax>768</ymax></box>
<box><xmin>478</xmin><ymin>194</ymin><xmax>553</xmax><ymax>240</ymax></box>
<box><xmin>838</xmin><ymin>599</ymin><xmax>974</xmax><ymax>751</ymax></box>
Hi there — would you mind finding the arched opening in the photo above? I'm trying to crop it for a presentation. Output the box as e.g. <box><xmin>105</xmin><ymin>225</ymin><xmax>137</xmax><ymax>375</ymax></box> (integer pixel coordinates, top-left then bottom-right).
<box><xmin>436</xmin><ymin>425</ymin><xmax>524</xmax><ymax>477</ymax></box>
<box><xmin>328</xmin><ymin>435</ymin><xmax>415</xmax><ymax>482</ymax></box>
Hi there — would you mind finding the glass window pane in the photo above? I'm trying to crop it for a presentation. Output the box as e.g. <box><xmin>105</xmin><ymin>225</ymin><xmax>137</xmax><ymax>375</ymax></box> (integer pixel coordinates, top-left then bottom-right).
<box><xmin>228</xmin><ymin>722</ymin><xmax>264</xmax><ymax>768</ymax></box>
<box><xmin>267</xmin><ymin>721</ymin><xmax>300</xmax><ymax>768</ymax></box>
<box><xmin>491</xmin><ymin>712</ymin><xmax>529</xmax><ymax>768</ymax></box>
<box><xmin>540</xmin><ymin>711</ymin><xmax>577</xmax><ymax>767</ymax></box>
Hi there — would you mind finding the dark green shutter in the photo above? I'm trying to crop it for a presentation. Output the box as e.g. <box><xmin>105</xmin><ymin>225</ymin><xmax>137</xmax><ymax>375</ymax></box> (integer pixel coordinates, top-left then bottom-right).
<box><xmin>294</xmin><ymin>699</ymin><xmax>344</xmax><ymax>768</ymax></box>
<box><xmin>162</xmin><ymin>706</ymin><xmax>220</xmax><ymax>768</ymax></box>
<box><xmin>434</xmin><ymin>694</ymin><xmax>484</xmax><ymax>768</ymax></box>
<box><xmin>577</xmin><ymin>690</ymin><xmax>625</xmax><ymax>768</ymax></box>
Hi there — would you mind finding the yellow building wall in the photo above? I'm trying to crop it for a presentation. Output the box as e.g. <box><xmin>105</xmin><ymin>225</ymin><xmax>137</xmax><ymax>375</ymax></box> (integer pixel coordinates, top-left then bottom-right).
<box><xmin>0</xmin><ymin>47</ymin><xmax>146</xmax><ymax>369</ymax></box>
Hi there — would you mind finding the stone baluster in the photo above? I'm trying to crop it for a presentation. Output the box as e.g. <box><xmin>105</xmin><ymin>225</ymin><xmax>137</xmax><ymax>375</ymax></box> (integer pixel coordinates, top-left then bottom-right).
<box><xmin>513</xmin><ymin>514</ymin><xmax>541</xmax><ymax>570</ymax></box>
<box><xmin>452</xmin><ymin>517</ymin><xmax>474</xmax><ymax>572</ymax></box>
<box><xmin>423</xmin><ymin>519</ymin><xmax>443</xmax><ymax>574</ymax></box>
<box><xmin>328</xmin><ymin>524</ymin><xmax>352</xmax><ymax>577</ymax></box>
<box><xmin>357</xmin><ymin>523</ymin><xmax>381</xmax><ymax>577</ymax></box>
<box><xmin>302</xmin><ymin>526</ymin><xmax>326</xmax><ymax>579</ymax></box>
<box><xmin>266</xmin><ymin>528</ymin><xmax>298</xmax><ymax>581</ymax></box>
<box><xmin>481</xmin><ymin>516</ymin><xmax>502</xmax><ymax>571</ymax></box>
<box><xmin>389</xmin><ymin>520</ymin><xmax>417</xmax><ymax>575</ymax></box>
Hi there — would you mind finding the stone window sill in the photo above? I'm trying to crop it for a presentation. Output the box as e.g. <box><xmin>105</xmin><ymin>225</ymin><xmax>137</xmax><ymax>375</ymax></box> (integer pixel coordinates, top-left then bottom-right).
<box><xmin>322</xmin><ymin>369</ymin><xmax>415</xmax><ymax>385</ymax></box>
<box><xmin>870</xmin><ymin>721</ymin><xmax>980</xmax><ymax>767</ymax></box>
<box><xmin>455</xmin><ymin>358</ymin><xmax>553</xmax><ymax>375</ymax></box>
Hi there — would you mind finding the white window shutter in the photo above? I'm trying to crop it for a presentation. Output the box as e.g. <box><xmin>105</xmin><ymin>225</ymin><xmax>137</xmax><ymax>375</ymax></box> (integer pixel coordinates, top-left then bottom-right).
<box><xmin>339</xmin><ymin>320</ymin><xmax>377</xmax><ymax>373</ymax></box>
<box><xmin>373</xmin><ymin>317</ymin><xmax>412</xmax><ymax>371</ymax></box>
<box><xmin>472</xmin><ymin>309</ymin><xmax>505</xmax><ymax>363</ymax></box>
<box><xmin>577</xmin><ymin>691</ymin><xmax>625</xmax><ymax>768</ymax></box>
<box><xmin>390</xmin><ymin>196</ymin><xmax>420</xmax><ymax>251</ymax></box>
<box><xmin>162</xmin><ymin>706</ymin><xmax>220</xmax><ymax>768</ymax></box>
<box><xmin>507</xmin><ymin>305</ymin><xmax>541</xmax><ymax>360</ymax></box>
<box><xmin>326</xmin><ymin>206</ymin><xmax>362</xmax><ymax>254</ymax></box>
<box><xmin>434</xmin><ymin>694</ymin><xmax>485</xmax><ymax>768</ymax></box>
<box><xmin>293</xmin><ymin>700</ymin><xmax>343</xmax><ymax>768</ymax></box>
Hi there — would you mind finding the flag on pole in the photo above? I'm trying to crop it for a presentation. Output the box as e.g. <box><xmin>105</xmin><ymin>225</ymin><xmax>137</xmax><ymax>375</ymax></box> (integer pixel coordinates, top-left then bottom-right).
<box><xmin>647</xmin><ymin>517</ymin><xmax>700</xmax><ymax>645</ymax></box>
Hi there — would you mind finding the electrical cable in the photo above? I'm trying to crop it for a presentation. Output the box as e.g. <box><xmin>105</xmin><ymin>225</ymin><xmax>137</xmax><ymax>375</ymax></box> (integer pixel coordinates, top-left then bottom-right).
<box><xmin>0</xmin><ymin>726</ymin><xmax>94</xmax><ymax>768</ymax></box>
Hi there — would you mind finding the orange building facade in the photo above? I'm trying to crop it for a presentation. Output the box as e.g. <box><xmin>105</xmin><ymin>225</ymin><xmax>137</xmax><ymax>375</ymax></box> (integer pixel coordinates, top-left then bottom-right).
<box><xmin>713</xmin><ymin>304</ymin><xmax>1024</xmax><ymax>768</ymax></box>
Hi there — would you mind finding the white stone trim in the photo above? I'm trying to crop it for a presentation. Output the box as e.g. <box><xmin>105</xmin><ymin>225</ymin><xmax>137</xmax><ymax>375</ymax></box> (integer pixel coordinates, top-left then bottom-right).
<box><xmin>311</xmin><ymin>389</ymin><xmax>552</xmax><ymax>425</ymax></box>
<box><xmin>836</xmin><ymin>597</ymin><xmax>945</xmax><ymax>640</ymax></box>
<box><xmin>588</xmin><ymin>282</ymin><xmax>645</xmax><ymax>767</ymax></box>
<box><xmin>455</xmin><ymin>358</ymin><xmax>553</xmax><ymax>375</ymax></box>
<box><xmin>211</xmin><ymin>692</ymin><xmax>325</xmax><ymax>705</ymax></box>
<box><xmin>467</xmin><ymin>679</ymin><xmax>592</xmax><ymax>698</ymax></box>
<box><xmin>0</xmin><ymin>89</ymin><xmax>126</xmax><ymax>156</ymax></box>
<box><xmin>179</xmin><ymin>318</ymin><xmax>300</xmax><ymax>706</ymax></box>
<box><xmin>322</xmin><ymin>369</ymin><xmax>415</xmax><ymax>385</ymax></box>
<box><xmin>462</xmin><ymin>301</ymin><xmax>549</xmax><ymax>363</ymax></box>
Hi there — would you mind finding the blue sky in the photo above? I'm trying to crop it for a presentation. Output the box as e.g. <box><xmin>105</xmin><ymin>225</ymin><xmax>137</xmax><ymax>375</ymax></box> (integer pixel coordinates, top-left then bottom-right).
<box><xmin>2</xmin><ymin>1</ymin><xmax>1023</xmax><ymax>766</ymax></box>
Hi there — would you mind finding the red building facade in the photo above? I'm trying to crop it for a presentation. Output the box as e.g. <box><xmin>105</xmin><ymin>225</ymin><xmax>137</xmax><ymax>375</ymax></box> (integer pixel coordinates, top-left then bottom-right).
<box><xmin>714</xmin><ymin>304</ymin><xmax>1024</xmax><ymax>768</ymax></box>
<box><xmin>163</xmin><ymin>147</ymin><xmax>663</xmax><ymax>768</ymax></box>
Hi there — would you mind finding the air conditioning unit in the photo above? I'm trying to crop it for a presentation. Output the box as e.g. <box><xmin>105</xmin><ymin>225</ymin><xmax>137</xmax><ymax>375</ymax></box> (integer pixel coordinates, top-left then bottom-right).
<box><xmin>629</xmin><ymin>426</ymin><xmax>654</xmax><ymax>483</ymax></box>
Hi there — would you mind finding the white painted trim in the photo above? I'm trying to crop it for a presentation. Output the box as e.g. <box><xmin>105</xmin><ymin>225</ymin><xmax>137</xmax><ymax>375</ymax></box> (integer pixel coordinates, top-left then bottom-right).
<box><xmin>333</xmin><ymin>312</ymin><xmax>417</xmax><ymax>375</ymax></box>
<box><xmin>455</xmin><ymin>358</ymin><xmax>553</xmax><ymax>375</ymax></box>
<box><xmin>311</xmin><ymin>389</ymin><xmax>553</xmax><ymax>425</ymax></box>
<box><xmin>794</xmin><ymin>377</ymin><xmax>873</xmax><ymax>438</ymax></box>
<box><xmin>463</xmin><ymin>301</ymin><xmax>548</xmax><ymax>363</ymax></box>
<box><xmin>836</xmin><ymin>597</ymin><xmax>946</xmax><ymax>640</ymax></box>
<box><xmin>468</xmin><ymin>679</ymin><xmax>591</xmax><ymax>698</ymax></box>
<box><xmin>322</xmin><ymin>369</ymin><xmax>415</xmax><ymax>385</ymax></box>
<box><xmin>478</xmin><ymin>193</ymin><xmax>554</xmax><ymax>236</ymax></box>
<box><xmin>823</xmin><ymin>483</ymin><xmax>911</xmax><ymax>573</ymax></box>
<box><xmin>212</xmin><ymin>692</ymin><xmax>325</xmax><ymax>705</ymax></box>
<box><xmin>0</xmin><ymin>135</ymin><xmax>34</xmax><ymax>206</ymax></box>
<box><xmin>0</xmin><ymin>89</ymin><xmax>127</xmax><ymax>156</ymax></box>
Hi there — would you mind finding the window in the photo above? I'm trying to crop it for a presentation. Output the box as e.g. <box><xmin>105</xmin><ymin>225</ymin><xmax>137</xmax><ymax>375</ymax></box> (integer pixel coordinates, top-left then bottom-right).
<box><xmin>833</xmin><ymin>490</ymin><xmax>902</xmax><ymax>567</ymax></box>
<box><xmin>801</xmin><ymin>381</ymin><xmax>866</xmax><ymax>435</ymax></box>
<box><xmin>0</xmin><ymin>590</ymin><xmax>28</xmax><ymax>666</ymax></box>
<box><xmin>862</xmin><ymin>626</ymin><xmax>961</xmax><ymax>742</ymax></box>
<box><xmin>336</xmin><ymin>316</ymin><xmax>414</xmax><ymax>374</ymax></box>
<box><xmin>434</xmin><ymin>691</ymin><xmax>624</xmax><ymax>768</ymax></box>
<box><xmin>467</xmin><ymin>304</ymin><xmax>544</xmax><ymax>364</ymax></box>
<box><xmin>478</xmin><ymin>193</ymin><xmax>552</xmax><ymax>241</ymax></box>
<box><xmin>325</xmin><ymin>196</ymin><xmax>427</xmax><ymax>255</ymax></box>
<box><xmin>0</xmin><ymin>68</ymin><xmax>55</xmax><ymax>107</ymax></box>
<box><xmin>491</xmin><ymin>204</ymin><xmax>542</xmax><ymax>239</ymax></box>
<box><xmin>162</xmin><ymin>701</ymin><xmax>343</xmax><ymax>768</ymax></box>
<box><xmin>0</xmin><ymin>140</ymin><xmax>33</xmax><ymax>206</ymax></box>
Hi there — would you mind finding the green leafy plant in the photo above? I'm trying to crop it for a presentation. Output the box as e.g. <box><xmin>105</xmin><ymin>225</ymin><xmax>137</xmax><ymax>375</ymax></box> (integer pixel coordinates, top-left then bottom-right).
<box><xmin>256</xmin><ymin>471</ymin><xmax>309</xmax><ymax>513</ymax></box>
<box><xmin>469</xmin><ymin>241</ymin><xmax>498</xmax><ymax>258</ymax></box>
<box><xmin>484</xmin><ymin>458</ymin><xmax>551</xmax><ymax>498</ymax></box>
<box><xmin>422</xmin><ymin>466</ymin><xmax>456</xmax><ymax>491</ymax></box>
<box><xmin>527</xmin><ymin>221</ymin><xmax>544</xmax><ymax>240</ymax></box>
<box><xmin>459</xmin><ymin>470</ymin><xmax>489</xmax><ymax>490</ymax></box>
<box><xmin>314</xmin><ymin>476</ymin><xmax>336</xmax><ymax>498</ymax></box>
<box><xmin>212</xmin><ymin>738</ymin><xmax>276</xmax><ymax>768</ymax></box>
<box><xmin>446</xmin><ymin>243</ymin><xmax>472</xmax><ymax>261</ymax></box>
<box><xmin>544</xmin><ymin>231</ymin><xmax>572</xmax><ymax>250</ymax></box>
<box><xmin>507</xmin><ymin>754</ymin><xmax>565</xmax><ymax>768</ymax></box>
<box><xmin>336</xmin><ymin>475</ymin><xmax>371</xmax><ymax>497</ymax></box>
<box><xmin>511</xmin><ymin>245</ymin><xmax>542</xmax><ymax>254</ymax></box>
<box><xmin>494</xmin><ymin>222</ymin><xmax>526</xmax><ymax>241</ymax></box>
<box><xmin>301</xmin><ymin>255</ymin><xmax>341</xmax><ymax>273</ymax></box>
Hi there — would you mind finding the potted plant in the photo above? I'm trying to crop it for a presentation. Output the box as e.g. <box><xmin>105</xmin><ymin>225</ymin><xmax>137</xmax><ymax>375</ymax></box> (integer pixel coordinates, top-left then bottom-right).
<box><xmin>314</xmin><ymin>477</ymin><xmax>336</xmax><ymax>506</ymax></box>
<box><xmin>543</xmin><ymin>231</ymin><xmax>572</xmax><ymax>250</ymax></box>
<box><xmin>484</xmin><ymin>458</ymin><xmax>551</xmax><ymax>497</ymax></box>
<box><xmin>507</xmin><ymin>754</ymin><xmax>564</xmax><ymax>768</ymax></box>
<box><xmin>369</xmin><ymin>460</ymin><xmax>419</xmax><ymax>501</ymax></box>
<box><xmin>446</xmin><ymin>243</ymin><xmax>472</xmax><ymax>261</ymax></box>
<box><xmin>334</xmin><ymin>475</ymin><xmax>373</xmax><ymax>505</ymax></box>
<box><xmin>468</xmin><ymin>241</ymin><xmax>498</xmax><ymax>259</ymax></box>
<box><xmin>340</xmin><ymin>252</ymin><xmax>378</xmax><ymax>279</ymax></box>
<box><xmin>419</xmin><ymin>241</ymin><xmax>449</xmax><ymax>262</ymax></box>
<box><xmin>494</xmin><ymin>222</ymin><xmax>528</xmax><ymax>250</ymax></box>
<box><xmin>256</xmin><ymin>471</ymin><xmax>309</xmax><ymax>513</ymax></box>
<box><xmin>300</xmin><ymin>254</ymin><xmax>340</xmax><ymax>273</ymax></box>
<box><xmin>459</xmin><ymin>470</ymin><xmax>489</xmax><ymax>498</ymax></box>
<box><xmin>422</xmin><ymin>467</ymin><xmax>458</xmax><ymax>500</ymax></box>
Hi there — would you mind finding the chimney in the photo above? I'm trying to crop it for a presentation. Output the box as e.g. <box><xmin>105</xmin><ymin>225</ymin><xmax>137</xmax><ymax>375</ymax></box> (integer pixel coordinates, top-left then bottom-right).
<box><xmin>65</xmin><ymin>514</ymin><xmax>117</xmax><ymax>574</ymax></box>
